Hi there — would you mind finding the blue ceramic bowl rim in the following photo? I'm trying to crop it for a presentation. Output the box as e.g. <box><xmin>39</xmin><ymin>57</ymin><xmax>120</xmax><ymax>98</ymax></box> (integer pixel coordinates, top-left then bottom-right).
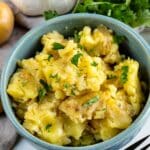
<box><xmin>1</xmin><ymin>13</ymin><xmax>150</xmax><ymax>150</ymax></box>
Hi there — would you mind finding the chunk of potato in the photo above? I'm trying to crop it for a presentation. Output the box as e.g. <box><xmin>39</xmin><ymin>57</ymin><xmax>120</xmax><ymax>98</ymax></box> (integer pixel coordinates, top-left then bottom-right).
<box><xmin>7</xmin><ymin>69</ymin><xmax>38</xmax><ymax>102</ymax></box>
<box><xmin>107</xmin><ymin>98</ymin><xmax>132</xmax><ymax>129</ymax></box>
<box><xmin>19</xmin><ymin>58</ymin><xmax>44</xmax><ymax>82</ymax></box>
<box><xmin>63</xmin><ymin>116</ymin><xmax>86</xmax><ymax>140</ymax></box>
<box><xmin>23</xmin><ymin>102</ymin><xmax>70</xmax><ymax>145</ymax></box>
<box><xmin>59</xmin><ymin>92</ymin><xmax>101</xmax><ymax>123</ymax></box>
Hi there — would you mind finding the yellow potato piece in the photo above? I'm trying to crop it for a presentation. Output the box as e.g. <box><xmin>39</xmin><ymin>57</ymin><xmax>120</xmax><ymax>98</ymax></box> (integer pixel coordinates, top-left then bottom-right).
<box><xmin>7</xmin><ymin>69</ymin><xmax>38</xmax><ymax>102</ymax></box>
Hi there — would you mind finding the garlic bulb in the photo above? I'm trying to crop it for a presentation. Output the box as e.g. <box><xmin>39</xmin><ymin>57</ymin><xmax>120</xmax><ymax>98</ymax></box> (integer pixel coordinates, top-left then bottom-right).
<box><xmin>9</xmin><ymin>0</ymin><xmax>77</xmax><ymax>16</ymax></box>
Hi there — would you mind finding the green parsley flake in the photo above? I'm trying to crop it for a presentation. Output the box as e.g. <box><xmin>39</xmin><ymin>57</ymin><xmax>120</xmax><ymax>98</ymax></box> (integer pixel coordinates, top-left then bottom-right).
<box><xmin>91</xmin><ymin>61</ymin><xmax>98</xmax><ymax>67</ymax></box>
<box><xmin>83</xmin><ymin>95</ymin><xmax>99</xmax><ymax>107</ymax></box>
<box><xmin>107</xmin><ymin>74</ymin><xmax>117</xmax><ymax>80</ymax></box>
<box><xmin>47</xmin><ymin>54</ymin><xmax>53</xmax><ymax>61</ymax></box>
<box><xmin>38</xmin><ymin>88</ymin><xmax>47</xmax><ymax>100</ymax></box>
<box><xmin>45</xmin><ymin>124</ymin><xmax>52</xmax><ymax>132</ymax></box>
<box><xmin>71</xmin><ymin>53</ymin><xmax>83</xmax><ymax>66</ymax></box>
<box><xmin>120</xmin><ymin>65</ymin><xmax>129</xmax><ymax>84</ymax></box>
<box><xmin>113</xmin><ymin>35</ymin><xmax>126</xmax><ymax>44</ymax></box>
<box><xmin>71</xmin><ymin>89</ymin><xmax>76</xmax><ymax>96</ymax></box>
<box><xmin>43</xmin><ymin>10</ymin><xmax>58</xmax><ymax>20</ymax></box>
<box><xmin>64</xmin><ymin>83</ymin><xmax>70</xmax><ymax>89</ymax></box>
<box><xmin>40</xmin><ymin>79</ymin><xmax>51</xmax><ymax>91</ymax></box>
<box><xmin>78</xmin><ymin>44</ymin><xmax>84</xmax><ymax>50</ymax></box>
<box><xmin>52</xmin><ymin>42</ymin><xmax>65</xmax><ymax>50</ymax></box>
<box><xmin>50</xmin><ymin>73</ymin><xmax>60</xmax><ymax>82</ymax></box>
<box><xmin>74</xmin><ymin>30</ymin><xmax>81</xmax><ymax>43</ymax></box>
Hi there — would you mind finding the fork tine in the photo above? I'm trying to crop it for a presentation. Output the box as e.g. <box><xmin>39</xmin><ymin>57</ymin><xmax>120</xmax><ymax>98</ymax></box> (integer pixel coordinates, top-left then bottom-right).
<box><xmin>141</xmin><ymin>143</ymin><xmax>150</xmax><ymax>150</ymax></box>
<box><xmin>125</xmin><ymin>135</ymin><xmax>150</xmax><ymax>150</ymax></box>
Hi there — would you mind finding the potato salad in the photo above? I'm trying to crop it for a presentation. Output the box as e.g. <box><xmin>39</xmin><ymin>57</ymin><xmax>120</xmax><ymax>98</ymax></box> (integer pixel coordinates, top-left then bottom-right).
<box><xmin>7</xmin><ymin>25</ymin><xmax>145</xmax><ymax>146</ymax></box>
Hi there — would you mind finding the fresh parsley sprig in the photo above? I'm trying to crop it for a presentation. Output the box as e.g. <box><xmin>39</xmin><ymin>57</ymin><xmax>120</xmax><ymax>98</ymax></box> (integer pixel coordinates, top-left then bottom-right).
<box><xmin>73</xmin><ymin>0</ymin><xmax>150</xmax><ymax>27</ymax></box>
<box><xmin>120</xmin><ymin>65</ymin><xmax>129</xmax><ymax>84</ymax></box>
<box><xmin>43</xmin><ymin>10</ymin><xmax>58</xmax><ymax>20</ymax></box>
<box><xmin>83</xmin><ymin>95</ymin><xmax>99</xmax><ymax>107</ymax></box>
<box><xmin>38</xmin><ymin>79</ymin><xmax>52</xmax><ymax>100</ymax></box>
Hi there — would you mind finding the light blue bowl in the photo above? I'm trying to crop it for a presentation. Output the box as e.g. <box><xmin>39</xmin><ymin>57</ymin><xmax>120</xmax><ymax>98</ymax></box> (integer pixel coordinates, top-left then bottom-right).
<box><xmin>1</xmin><ymin>14</ymin><xmax>150</xmax><ymax>150</ymax></box>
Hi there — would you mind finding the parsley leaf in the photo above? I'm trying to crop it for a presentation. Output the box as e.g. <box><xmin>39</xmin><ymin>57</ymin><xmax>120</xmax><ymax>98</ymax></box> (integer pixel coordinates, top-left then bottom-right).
<box><xmin>91</xmin><ymin>61</ymin><xmax>98</xmax><ymax>67</ymax></box>
<box><xmin>47</xmin><ymin>54</ymin><xmax>53</xmax><ymax>61</ymax></box>
<box><xmin>38</xmin><ymin>79</ymin><xmax>52</xmax><ymax>101</ymax></box>
<box><xmin>64</xmin><ymin>83</ymin><xmax>70</xmax><ymax>89</ymax></box>
<box><xmin>40</xmin><ymin>79</ymin><xmax>51</xmax><ymax>92</ymax></box>
<box><xmin>38</xmin><ymin>88</ymin><xmax>47</xmax><ymax>100</ymax></box>
<box><xmin>74</xmin><ymin>30</ymin><xmax>81</xmax><ymax>43</ymax></box>
<box><xmin>71</xmin><ymin>53</ymin><xmax>83</xmax><ymax>66</ymax></box>
<box><xmin>53</xmin><ymin>42</ymin><xmax>65</xmax><ymax>50</ymax></box>
<box><xmin>120</xmin><ymin>65</ymin><xmax>128</xmax><ymax>84</ymax></box>
<box><xmin>78</xmin><ymin>44</ymin><xmax>84</xmax><ymax>50</ymax></box>
<box><xmin>73</xmin><ymin>0</ymin><xmax>150</xmax><ymax>27</ymax></box>
<box><xmin>49</xmin><ymin>73</ymin><xmax>60</xmax><ymax>82</ymax></box>
<box><xmin>43</xmin><ymin>10</ymin><xmax>58</xmax><ymax>20</ymax></box>
<box><xmin>113</xmin><ymin>35</ymin><xmax>126</xmax><ymax>44</ymax></box>
<box><xmin>83</xmin><ymin>95</ymin><xmax>99</xmax><ymax>107</ymax></box>
<box><xmin>45</xmin><ymin>124</ymin><xmax>52</xmax><ymax>132</ymax></box>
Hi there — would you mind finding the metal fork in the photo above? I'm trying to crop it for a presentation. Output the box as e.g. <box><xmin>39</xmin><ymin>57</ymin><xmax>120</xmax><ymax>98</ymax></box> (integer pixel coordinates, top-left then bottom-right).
<box><xmin>125</xmin><ymin>135</ymin><xmax>150</xmax><ymax>150</ymax></box>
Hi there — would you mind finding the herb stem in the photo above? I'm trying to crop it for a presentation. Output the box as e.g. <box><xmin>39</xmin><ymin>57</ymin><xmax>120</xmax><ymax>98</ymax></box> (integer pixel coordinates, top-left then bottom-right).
<box><xmin>72</xmin><ymin>0</ymin><xmax>81</xmax><ymax>13</ymax></box>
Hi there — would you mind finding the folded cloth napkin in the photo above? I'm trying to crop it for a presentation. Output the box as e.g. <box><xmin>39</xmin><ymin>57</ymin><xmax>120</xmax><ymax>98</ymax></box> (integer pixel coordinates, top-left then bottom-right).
<box><xmin>0</xmin><ymin>68</ymin><xmax>18</xmax><ymax>150</ymax></box>
<box><xmin>0</xmin><ymin>115</ymin><xmax>18</xmax><ymax>150</ymax></box>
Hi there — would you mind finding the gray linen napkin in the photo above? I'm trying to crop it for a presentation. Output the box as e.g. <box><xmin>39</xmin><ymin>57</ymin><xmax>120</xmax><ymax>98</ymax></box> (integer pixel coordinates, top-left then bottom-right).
<box><xmin>0</xmin><ymin>116</ymin><xmax>18</xmax><ymax>150</ymax></box>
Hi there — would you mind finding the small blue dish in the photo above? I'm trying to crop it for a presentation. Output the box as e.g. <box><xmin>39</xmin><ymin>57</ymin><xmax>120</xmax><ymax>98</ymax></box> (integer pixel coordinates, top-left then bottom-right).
<box><xmin>1</xmin><ymin>14</ymin><xmax>150</xmax><ymax>150</ymax></box>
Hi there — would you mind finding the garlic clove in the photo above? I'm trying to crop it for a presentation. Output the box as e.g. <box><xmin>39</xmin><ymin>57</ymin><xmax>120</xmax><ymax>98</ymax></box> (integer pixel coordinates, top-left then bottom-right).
<box><xmin>50</xmin><ymin>0</ymin><xmax>77</xmax><ymax>15</ymax></box>
<box><xmin>9</xmin><ymin>0</ymin><xmax>77</xmax><ymax>16</ymax></box>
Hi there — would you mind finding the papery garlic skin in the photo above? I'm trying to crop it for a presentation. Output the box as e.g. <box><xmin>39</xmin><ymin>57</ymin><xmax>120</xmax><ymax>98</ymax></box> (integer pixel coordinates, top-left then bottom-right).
<box><xmin>10</xmin><ymin>0</ymin><xmax>77</xmax><ymax>16</ymax></box>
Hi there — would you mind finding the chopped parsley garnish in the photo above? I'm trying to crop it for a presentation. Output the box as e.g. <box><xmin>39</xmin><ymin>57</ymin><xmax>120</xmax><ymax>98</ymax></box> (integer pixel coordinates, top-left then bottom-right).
<box><xmin>120</xmin><ymin>65</ymin><xmax>129</xmax><ymax>84</ymax></box>
<box><xmin>114</xmin><ymin>35</ymin><xmax>126</xmax><ymax>44</ymax></box>
<box><xmin>91</xmin><ymin>61</ymin><xmax>98</xmax><ymax>67</ymax></box>
<box><xmin>50</xmin><ymin>73</ymin><xmax>60</xmax><ymax>82</ymax></box>
<box><xmin>71</xmin><ymin>89</ymin><xmax>76</xmax><ymax>96</ymax></box>
<box><xmin>38</xmin><ymin>79</ymin><xmax>52</xmax><ymax>101</ymax></box>
<box><xmin>47</xmin><ymin>54</ymin><xmax>53</xmax><ymax>61</ymax></box>
<box><xmin>78</xmin><ymin>44</ymin><xmax>84</xmax><ymax>50</ymax></box>
<box><xmin>71</xmin><ymin>53</ymin><xmax>83</xmax><ymax>66</ymax></box>
<box><xmin>45</xmin><ymin>124</ymin><xmax>52</xmax><ymax>132</ymax></box>
<box><xmin>107</xmin><ymin>74</ymin><xmax>117</xmax><ymax>80</ymax></box>
<box><xmin>64</xmin><ymin>83</ymin><xmax>70</xmax><ymax>89</ymax></box>
<box><xmin>83</xmin><ymin>95</ymin><xmax>99</xmax><ymax>107</ymax></box>
<box><xmin>40</xmin><ymin>79</ymin><xmax>51</xmax><ymax>91</ymax></box>
<box><xmin>38</xmin><ymin>88</ymin><xmax>47</xmax><ymax>100</ymax></box>
<box><xmin>52</xmin><ymin>42</ymin><xmax>65</xmax><ymax>50</ymax></box>
<box><xmin>43</xmin><ymin>10</ymin><xmax>58</xmax><ymax>20</ymax></box>
<box><xmin>74</xmin><ymin>30</ymin><xmax>81</xmax><ymax>43</ymax></box>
